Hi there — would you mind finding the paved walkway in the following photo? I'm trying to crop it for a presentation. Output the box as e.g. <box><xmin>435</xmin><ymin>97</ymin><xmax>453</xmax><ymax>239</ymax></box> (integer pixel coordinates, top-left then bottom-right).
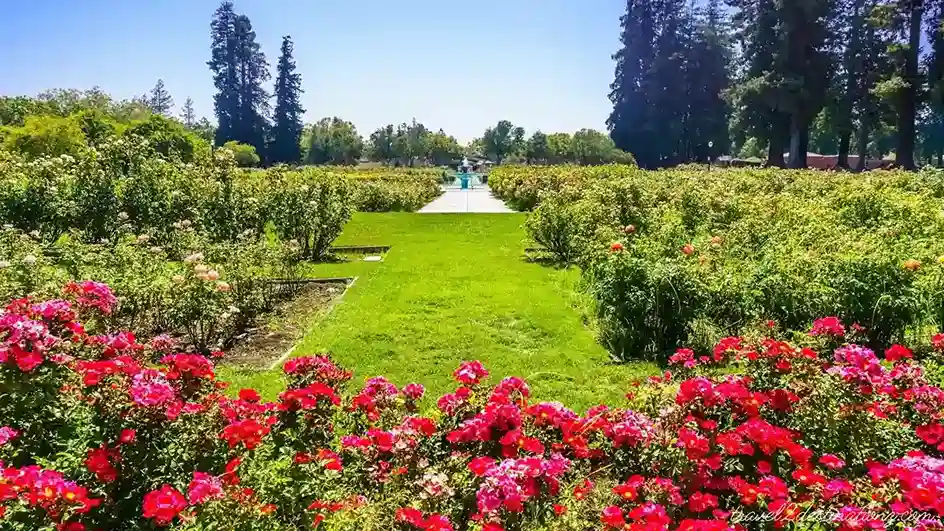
<box><xmin>418</xmin><ymin>186</ymin><xmax>513</xmax><ymax>213</ymax></box>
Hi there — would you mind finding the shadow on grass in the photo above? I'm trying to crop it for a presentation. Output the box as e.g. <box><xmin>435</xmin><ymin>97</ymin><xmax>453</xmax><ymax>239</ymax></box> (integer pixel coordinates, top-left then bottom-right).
<box><xmin>523</xmin><ymin>248</ymin><xmax>573</xmax><ymax>270</ymax></box>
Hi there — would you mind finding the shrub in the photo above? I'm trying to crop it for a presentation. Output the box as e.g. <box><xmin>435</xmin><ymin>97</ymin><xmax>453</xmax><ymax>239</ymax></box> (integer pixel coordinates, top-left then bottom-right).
<box><xmin>515</xmin><ymin>166</ymin><xmax>944</xmax><ymax>360</ymax></box>
<box><xmin>265</xmin><ymin>167</ymin><xmax>355</xmax><ymax>259</ymax></box>
<box><xmin>124</xmin><ymin>114</ymin><xmax>210</xmax><ymax>163</ymax></box>
<box><xmin>525</xmin><ymin>192</ymin><xmax>583</xmax><ymax>263</ymax></box>
<box><xmin>1</xmin><ymin>114</ymin><xmax>87</xmax><ymax>159</ymax></box>
<box><xmin>1</xmin><ymin>286</ymin><xmax>943</xmax><ymax>530</ymax></box>
<box><xmin>222</xmin><ymin>140</ymin><xmax>261</xmax><ymax>168</ymax></box>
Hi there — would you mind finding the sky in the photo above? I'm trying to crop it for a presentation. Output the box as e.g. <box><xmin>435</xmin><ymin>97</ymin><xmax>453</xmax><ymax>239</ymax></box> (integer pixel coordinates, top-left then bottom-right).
<box><xmin>0</xmin><ymin>0</ymin><xmax>626</xmax><ymax>142</ymax></box>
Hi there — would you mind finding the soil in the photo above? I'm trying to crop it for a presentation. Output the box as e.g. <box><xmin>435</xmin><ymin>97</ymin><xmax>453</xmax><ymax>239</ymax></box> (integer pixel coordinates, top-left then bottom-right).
<box><xmin>222</xmin><ymin>280</ymin><xmax>350</xmax><ymax>369</ymax></box>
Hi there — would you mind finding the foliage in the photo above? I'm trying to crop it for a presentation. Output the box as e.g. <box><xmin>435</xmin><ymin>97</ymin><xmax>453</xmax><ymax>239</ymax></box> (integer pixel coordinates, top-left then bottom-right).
<box><xmin>179</xmin><ymin>97</ymin><xmax>196</xmax><ymax>128</ymax></box>
<box><xmin>265</xmin><ymin>167</ymin><xmax>355</xmax><ymax>259</ymax></box>
<box><xmin>269</xmin><ymin>36</ymin><xmax>305</xmax><ymax>165</ymax></box>
<box><xmin>146</xmin><ymin>79</ymin><xmax>175</xmax><ymax>116</ymax></box>
<box><xmin>124</xmin><ymin>114</ymin><xmax>210</xmax><ymax>163</ymax></box>
<box><xmin>608</xmin><ymin>0</ymin><xmax>729</xmax><ymax>168</ymax></box>
<box><xmin>497</xmin><ymin>164</ymin><xmax>944</xmax><ymax>361</ymax></box>
<box><xmin>349</xmin><ymin>171</ymin><xmax>442</xmax><ymax>212</ymax></box>
<box><xmin>209</xmin><ymin>1</ymin><xmax>270</xmax><ymax>152</ymax></box>
<box><xmin>482</xmin><ymin>120</ymin><xmax>525</xmax><ymax>164</ymax></box>
<box><xmin>2</xmin><ymin>287</ymin><xmax>943</xmax><ymax>530</ymax></box>
<box><xmin>304</xmin><ymin>118</ymin><xmax>364</xmax><ymax>166</ymax></box>
<box><xmin>488</xmin><ymin>164</ymin><xmax>638</xmax><ymax>212</ymax></box>
<box><xmin>1</xmin><ymin>114</ymin><xmax>87</xmax><ymax>159</ymax></box>
<box><xmin>222</xmin><ymin>140</ymin><xmax>261</xmax><ymax>167</ymax></box>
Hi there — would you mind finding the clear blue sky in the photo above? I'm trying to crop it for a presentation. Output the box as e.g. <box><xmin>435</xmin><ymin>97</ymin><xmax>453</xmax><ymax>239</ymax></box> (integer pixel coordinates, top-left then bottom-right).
<box><xmin>0</xmin><ymin>0</ymin><xmax>625</xmax><ymax>142</ymax></box>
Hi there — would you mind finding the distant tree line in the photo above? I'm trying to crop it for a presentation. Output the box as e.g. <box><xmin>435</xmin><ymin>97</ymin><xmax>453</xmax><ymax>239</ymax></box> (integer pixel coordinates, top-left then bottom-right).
<box><xmin>0</xmin><ymin>88</ymin><xmax>215</xmax><ymax>163</ymax></box>
<box><xmin>608</xmin><ymin>0</ymin><xmax>944</xmax><ymax>169</ymax></box>
<box><xmin>2</xmin><ymin>1</ymin><xmax>633</xmax><ymax>169</ymax></box>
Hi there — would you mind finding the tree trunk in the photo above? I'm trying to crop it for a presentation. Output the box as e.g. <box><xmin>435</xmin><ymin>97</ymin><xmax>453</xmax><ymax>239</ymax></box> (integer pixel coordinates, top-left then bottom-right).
<box><xmin>897</xmin><ymin>0</ymin><xmax>922</xmax><ymax>170</ymax></box>
<box><xmin>837</xmin><ymin>0</ymin><xmax>865</xmax><ymax>171</ymax></box>
<box><xmin>837</xmin><ymin>132</ymin><xmax>852</xmax><ymax>168</ymax></box>
<box><xmin>788</xmin><ymin>115</ymin><xmax>808</xmax><ymax>169</ymax></box>
<box><xmin>855</xmin><ymin>120</ymin><xmax>870</xmax><ymax>172</ymax></box>
<box><xmin>767</xmin><ymin>137</ymin><xmax>785</xmax><ymax>168</ymax></box>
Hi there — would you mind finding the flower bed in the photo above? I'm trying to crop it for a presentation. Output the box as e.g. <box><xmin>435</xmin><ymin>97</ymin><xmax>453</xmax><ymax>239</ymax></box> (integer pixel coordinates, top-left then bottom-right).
<box><xmin>498</xmin><ymin>164</ymin><xmax>944</xmax><ymax>360</ymax></box>
<box><xmin>2</xmin><ymin>284</ymin><xmax>943</xmax><ymax>530</ymax></box>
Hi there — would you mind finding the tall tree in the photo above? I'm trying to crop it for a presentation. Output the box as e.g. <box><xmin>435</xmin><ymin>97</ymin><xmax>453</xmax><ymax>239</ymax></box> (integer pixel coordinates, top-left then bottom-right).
<box><xmin>728</xmin><ymin>0</ymin><xmax>790</xmax><ymax>167</ymax></box>
<box><xmin>608</xmin><ymin>0</ymin><xmax>658</xmax><ymax>166</ymax></box>
<box><xmin>147</xmin><ymin>79</ymin><xmax>174</xmax><ymax>116</ymax></box>
<box><xmin>367</xmin><ymin>124</ymin><xmax>396</xmax><ymax>164</ymax></box>
<box><xmin>180</xmin><ymin>97</ymin><xmax>196</xmax><ymax>128</ymax></box>
<box><xmin>304</xmin><ymin>117</ymin><xmax>363</xmax><ymax>165</ymax></box>
<box><xmin>208</xmin><ymin>1</ymin><xmax>239</xmax><ymax>145</ymax></box>
<box><xmin>208</xmin><ymin>2</ymin><xmax>269</xmax><ymax>152</ymax></box>
<box><xmin>873</xmin><ymin>0</ymin><xmax>925</xmax><ymax>169</ymax></box>
<box><xmin>232</xmin><ymin>14</ymin><xmax>270</xmax><ymax>153</ymax></box>
<box><xmin>427</xmin><ymin>129</ymin><xmax>462</xmax><ymax>166</ymax></box>
<box><xmin>547</xmin><ymin>133</ymin><xmax>574</xmax><ymax>164</ymax></box>
<box><xmin>525</xmin><ymin>131</ymin><xmax>550</xmax><ymax>163</ymax></box>
<box><xmin>924</xmin><ymin>0</ymin><xmax>944</xmax><ymax>164</ymax></box>
<box><xmin>608</xmin><ymin>0</ymin><xmax>724</xmax><ymax>167</ymax></box>
<box><xmin>269</xmin><ymin>35</ymin><xmax>305</xmax><ymax>164</ymax></box>
<box><xmin>686</xmin><ymin>0</ymin><xmax>732</xmax><ymax>161</ymax></box>
<box><xmin>482</xmin><ymin>120</ymin><xmax>521</xmax><ymax>163</ymax></box>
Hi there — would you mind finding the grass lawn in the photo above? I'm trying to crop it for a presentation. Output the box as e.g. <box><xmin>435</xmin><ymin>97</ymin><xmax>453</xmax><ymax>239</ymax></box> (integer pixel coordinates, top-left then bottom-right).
<box><xmin>222</xmin><ymin>212</ymin><xmax>658</xmax><ymax>412</ymax></box>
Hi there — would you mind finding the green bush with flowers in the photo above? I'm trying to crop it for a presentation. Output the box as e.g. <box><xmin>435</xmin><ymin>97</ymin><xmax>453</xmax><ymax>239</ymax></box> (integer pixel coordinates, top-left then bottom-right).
<box><xmin>500</xmin><ymin>165</ymin><xmax>944</xmax><ymax>361</ymax></box>
<box><xmin>348</xmin><ymin>171</ymin><xmax>442</xmax><ymax>212</ymax></box>
<box><xmin>2</xmin><ymin>284</ymin><xmax>944</xmax><ymax>531</ymax></box>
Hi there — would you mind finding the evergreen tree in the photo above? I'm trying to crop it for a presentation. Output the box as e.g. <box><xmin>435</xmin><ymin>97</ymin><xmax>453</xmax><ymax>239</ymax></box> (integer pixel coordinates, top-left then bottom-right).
<box><xmin>922</xmin><ymin>0</ymin><xmax>944</xmax><ymax>165</ymax></box>
<box><xmin>873</xmin><ymin>0</ymin><xmax>926</xmax><ymax>169</ymax></box>
<box><xmin>608</xmin><ymin>0</ymin><xmax>730</xmax><ymax>167</ymax></box>
<box><xmin>232</xmin><ymin>14</ymin><xmax>270</xmax><ymax>153</ymax></box>
<box><xmin>180</xmin><ymin>97</ymin><xmax>196</xmax><ymax>128</ymax></box>
<box><xmin>687</xmin><ymin>0</ymin><xmax>732</xmax><ymax>161</ymax></box>
<box><xmin>208</xmin><ymin>1</ymin><xmax>239</xmax><ymax>145</ymax></box>
<box><xmin>147</xmin><ymin>79</ymin><xmax>174</xmax><ymax>116</ymax></box>
<box><xmin>270</xmin><ymin>35</ymin><xmax>305</xmax><ymax>164</ymax></box>
<box><xmin>608</xmin><ymin>0</ymin><xmax>658</xmax><ymax>167</ymax></box>
<box><xmin>208</xmin><ymin>2</ymin><xmax>269</xmax><ymax>153</ymax></box>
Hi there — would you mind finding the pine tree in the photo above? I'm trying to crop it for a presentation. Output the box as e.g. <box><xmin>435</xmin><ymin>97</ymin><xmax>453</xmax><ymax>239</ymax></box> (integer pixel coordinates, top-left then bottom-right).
<box><xmin>208</xmin><ymin>3</ymin><xmax>270</xmax><ymax>153</ymax></box>
<box><xmin>232</xmin><ymin>14</ymin><xmax>270</xmax><ymax>154</ymax></box>
<box><xmin>147</xmin><ymin>79</ymin><xmax>174</xmax><ymax>116</ymax></box>
<box><xmin>873</xmin><ymin>0</ymin><xmax>926</xmax><ymax>169</ymax></box>
<box><xmin>608</xmin><ymin>0</ymin><xmax>658</xmax><ymax>167</ymax></box>
<box><xmin>208</xmin><ymin>1</ymin><xmax>239</xmax><ymax>145</ymax></box>
<box><xmin>833</xmin><ymin>0</ymin><xmax>870</xmax><ymax>167</ymax></box>
<box><xmin>686</xmin><ymin>0</ymin><xmax>732</xmax><ymax>162</ymax></box>
<box><xmin>180</xmin><ymin>97</ymin><xmax>196</xmax><ymax>128</ymax></box>
<box><xmin>270</xmin><ymin>36</ymin><xmax>304</xmax><ymax>164</ymax></box>
<box><xmin>924</xmin><ymin>0</ymin><xmax>944</xmax><ymax>165</ymax></box>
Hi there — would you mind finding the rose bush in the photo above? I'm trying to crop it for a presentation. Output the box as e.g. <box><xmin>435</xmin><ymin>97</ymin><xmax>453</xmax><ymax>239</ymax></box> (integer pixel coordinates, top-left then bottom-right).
<box><xmin>499</xmin><ymin>165</ymin><xmax>944</xmax><ymax>361</ymax></box>
<box><xmin>2</xmin><ymin>285</ymin><xmax>943</xmax><ymax>530</ymax></box>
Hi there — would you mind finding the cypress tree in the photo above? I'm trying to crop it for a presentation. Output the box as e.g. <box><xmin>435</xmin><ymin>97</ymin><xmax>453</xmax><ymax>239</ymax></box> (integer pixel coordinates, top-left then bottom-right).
<box><xmin>270</xmin><ymin>36</ymin><xmax>305</xmax><ymax>164</ymax></box>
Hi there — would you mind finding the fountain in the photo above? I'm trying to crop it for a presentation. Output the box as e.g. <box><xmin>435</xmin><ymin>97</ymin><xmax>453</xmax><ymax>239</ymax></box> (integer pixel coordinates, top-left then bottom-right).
<box><xmin>456</xmin><ymin>157</ymin><xmax>481</xmax><ymax>189</ymax></box>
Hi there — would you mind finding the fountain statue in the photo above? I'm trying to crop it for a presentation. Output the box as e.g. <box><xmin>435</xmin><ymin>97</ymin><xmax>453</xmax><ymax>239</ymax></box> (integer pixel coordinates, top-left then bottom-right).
<box><xmin>457</xmin><ymin>158</ymin><xmax>477</xmax><ymax>189</ymax></box>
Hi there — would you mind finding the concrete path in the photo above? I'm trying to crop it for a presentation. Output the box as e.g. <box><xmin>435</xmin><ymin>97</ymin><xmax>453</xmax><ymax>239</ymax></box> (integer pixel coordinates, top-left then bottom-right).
<box><xmin>418</xmin><ymin>186</ymin><xmax>513</xmax><ymax>213</ymax></box>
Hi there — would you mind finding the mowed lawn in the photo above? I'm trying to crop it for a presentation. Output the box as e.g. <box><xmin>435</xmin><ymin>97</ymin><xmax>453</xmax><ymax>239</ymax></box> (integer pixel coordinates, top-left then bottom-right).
<box><xmin>225</xmin><ymin>213</ymin><xmax>657</xmax><ymax>411</ymax></box>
